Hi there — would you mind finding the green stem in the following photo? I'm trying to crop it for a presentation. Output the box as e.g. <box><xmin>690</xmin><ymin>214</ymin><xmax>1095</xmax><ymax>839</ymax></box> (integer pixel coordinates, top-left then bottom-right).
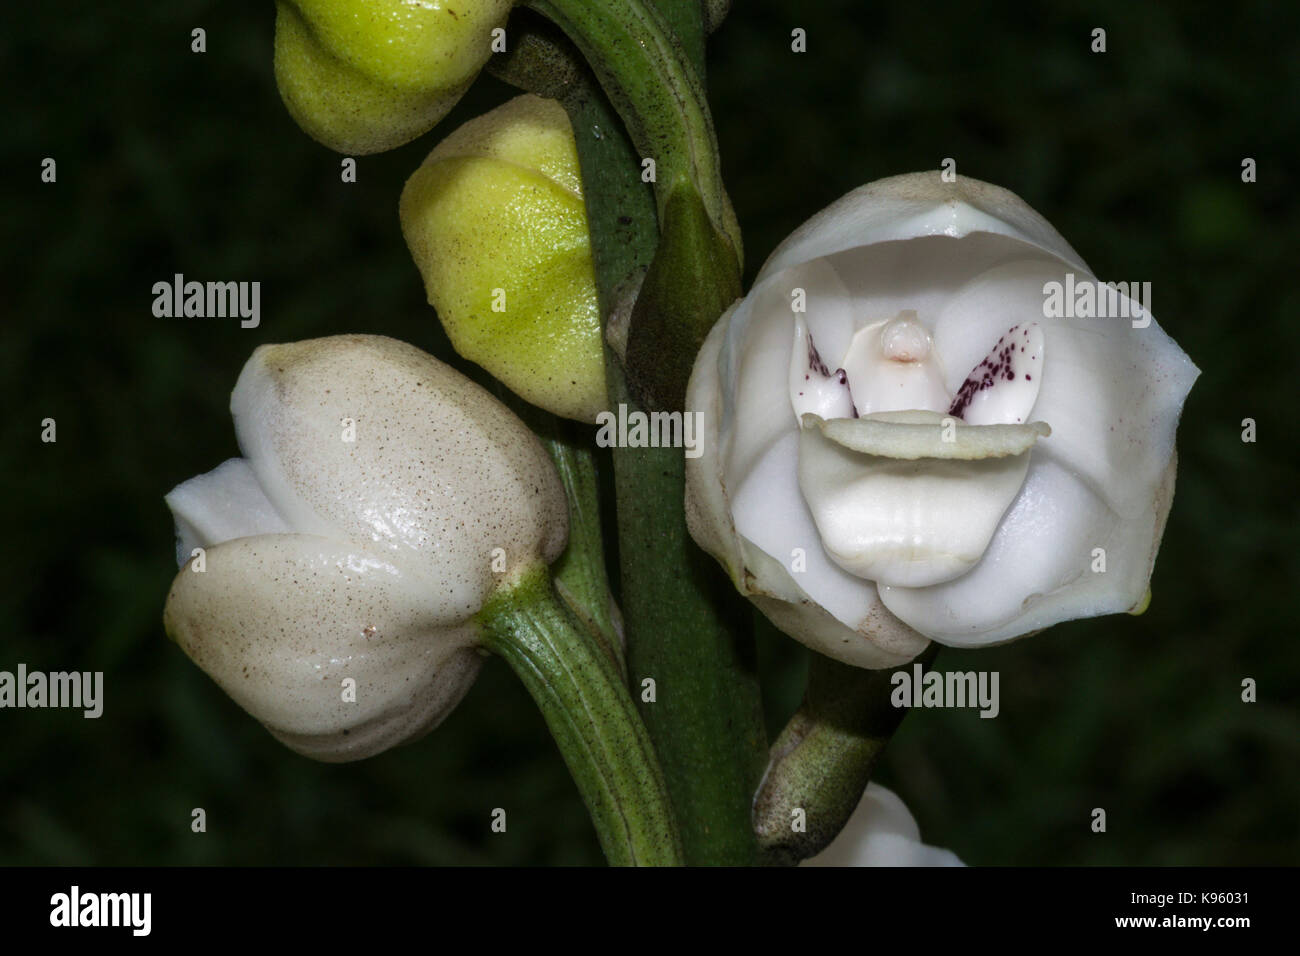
<box><xmin>498</xmin><ymin>389</ymin><xmax>624</xmax><ymax>675</ymax></box>
<box><xmin>558</xmin><ymin>27</ymin><xmax>766</xmax><ymax>866</ymax></box>
<box><xmin>602</xmin><ymin>372</ymin><xmax>767</xmax><ymax>865</ymax></box>
<box><xmin>525</xmin><ymin>0</ymin><xmax>736</xmax><ymax>257</ymax></box>
<box><xmin>753</xmin><ymin>646</ymin><xmax>939</xmax><ymax>866</ymax></box>
<box><xmin>495</xmin><ymin>0</ymin><xmax>766</xmax><ymax>865</ymax></box>
<box><xmin>476</xmin><ymin>564</ymin><xmax>682</xmax><ymax>866</ymax></box>
<box><xmin>541</xmin><ymin>426</ymin><xmax>624</xmax><ymax>675</ymax></box>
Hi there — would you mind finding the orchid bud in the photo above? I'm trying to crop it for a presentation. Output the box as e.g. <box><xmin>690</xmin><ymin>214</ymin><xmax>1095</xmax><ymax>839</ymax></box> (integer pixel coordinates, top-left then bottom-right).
<box><xmin>274</xmin><ymin>0</ymin><xmax>513</xmax><ymax>155</ymax></box>
<box><xmin>400</xmin><ymin>94</ymin><xmax>604</xmax><ymax>422</ymax></box>
<box><xmin>803</xmin><ymin>784</ymin><xmax>963</xmax><ymax>867</ymax></box>
<box><xmin>163</xmin><ymin>334</ymin><xmax>567</xmax><ymax>761</ymax></box>
<box><xmin>686</xmin><ymin>173</ymin><xmax>1199</xmax><ymax>667</ymax></box>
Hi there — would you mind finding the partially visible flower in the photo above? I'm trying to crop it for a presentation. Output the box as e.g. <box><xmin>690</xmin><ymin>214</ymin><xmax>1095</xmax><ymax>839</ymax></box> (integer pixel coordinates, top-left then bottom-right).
<box><xmin>163</xmin><ymin>334</ymin><xmax>567</xmax><ymax>761</ymax></box>
<box><xmin>274</xmin><ymin>0</ymin><xmax>513</xmax><ymax>154</ymax></box>
<box><xmin>687</xmin><ymin>173</ymin><xmax>1198</xmax><ymax>668</ymax></box>
<box><xmin>803</xmin><ymin>783</ymin><xmax>964</xmax><ymax>867</ymax></box>
<box><xmin>400</xmin><ymin>94</ymin><xmax>604</xmax><ymax>422</ymax></box>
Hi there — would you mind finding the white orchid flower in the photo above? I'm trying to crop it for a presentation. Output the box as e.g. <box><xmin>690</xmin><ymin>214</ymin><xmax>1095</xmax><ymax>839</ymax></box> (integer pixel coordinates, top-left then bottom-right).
<box><xmin>163</xmin><ymin>335</ymin><xmax>567</xmax><ymax>761</ymax></box>
<box><xmin>803</xmin><ymin>783</ymin><xmax>964</xmax><ymax>867</ymax></box>
<box><xmin>687</xmin><ymin>173</ymin><xmax>1199</xmax><ymax>667</ymax></box>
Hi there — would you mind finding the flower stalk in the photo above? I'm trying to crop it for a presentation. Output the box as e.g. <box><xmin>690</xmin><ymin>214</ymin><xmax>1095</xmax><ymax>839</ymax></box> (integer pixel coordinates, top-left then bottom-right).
<box><xmin>553</xmin><ymin>4</ymin><xmax>767</xmax><ymax>865</ymax></box>
<box><xmin>484</xmin><ymin>0</ymin><xmax>766</xmax><ymax>863</ymax></box>
<box><xmin>475</xmin><ymin>563</ymin><xmax>682</xmax><ymax>866</ymax></box>
<box><xmin>530</xmin><ymin>413</ymin><xmax>626</xmax><ymax>675</ymax></box>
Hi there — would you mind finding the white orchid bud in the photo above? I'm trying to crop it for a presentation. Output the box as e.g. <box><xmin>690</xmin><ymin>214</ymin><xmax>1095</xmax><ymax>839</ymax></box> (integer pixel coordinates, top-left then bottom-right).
<box><xmin>803</xmin><ymin>783</ymin><xmax>963</xmax><ymax>867</ymax></box>
<box><xmin>686</xmin><ymin>173</ymin><xmax>1198</xmax><ymax>667</ymax></box>
<box><xmin>163</xmin><ymin>335</ymin><xmax>568</xmax><ymax>761</ymax></box>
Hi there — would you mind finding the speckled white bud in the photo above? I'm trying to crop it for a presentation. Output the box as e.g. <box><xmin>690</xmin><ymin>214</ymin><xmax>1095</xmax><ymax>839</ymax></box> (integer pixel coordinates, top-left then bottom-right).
<box><xmin>164</xmin><ymin>334</ymin><xmax>568</xmax><ymax>761</ymax></box>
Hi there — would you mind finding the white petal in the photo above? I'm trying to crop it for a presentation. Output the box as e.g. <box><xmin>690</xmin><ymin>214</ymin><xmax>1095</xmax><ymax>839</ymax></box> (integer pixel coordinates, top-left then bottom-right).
<box><xmin>684</xmin><ymin>310</ymin><xmax>747</xmax><ymax>579</ymax></box>
<box><xmin>949</xmin><ymin>323</ymin><xmax>1044</xmax><ymax>425</ymax></box>
<box><xmin>164</xmin><ymin>457</ymin><xmax>292</xmax><ymax>567</ymax></box>
<box><xmin>877</xmin><ymin>457</ymin><xmax>1163</xmax><ymax>645</ymax></box>
<box><xmin>688</xmin><ymin>322</ymin><xmax>927</xmax><ymax>669</ymax></box>
<box><xmin>229</xmin><ymin>335</ymin><xmax>568</xmax><ymax>619</ymax></box>
<box><xmin>743</xmin><ymin>581</ymin><xmax>928</xmax><ymax>670</ymax></box>
<box><xmin>731</xmin><ymin>437</ymin><xmax>928</xmax><ymax>667</ymax></box>
<box><xmin>798</xmin><ymin>416</ymin><xmax>1036</xmax><ymax>587</ymax></box>
<box><xmin>789</xmin><ymin>258</ymin><xmax>860</xmax><ymax>378</ymax></box>
<box><xmin>721</xmin><ymin>259</ymin><xmax>858</xmax><ymax>493</ymax></box>
<box><xmin>931</xmin><ymin>260</ymin><xmax>1199</xmax><ymax>518</ymax></box>
<box><xmin>163</xmin><ymin>533</ymin><xmax>482</xmax><ymax>762</ymax></box>
<box><xmin>804</xmin><ymin>783</ymin><xmax>964</xmax><ymax>867</ymax></box>
<box><xmin>1031</xmin><ymin>296</ymin><xmax>1197</xmax><ymax>518</ymax></box>
<box><xmin>734</xmin><ymin>430</ymin><xmax>883</xmax><ymax>625</ymax></box>
<box><xmin>824</xmin><ymin>832</ymin><xmax>965</xmax><ymax>867</ymax></box>
<box><xmin>789</xmin><ymin>316</ymin><xmax>856</xmax><ymax>420</ymax></box>
<box><xmin>931</xmin><ymin>260</ymin><xmax>1058</xmax><ymax>397</ymax></box>
<box><xmin>756</xmin><ymin>172</ymin><xmax>1088</xmax><ymax>284</ymax></box>
<box><xmin>760</xmin><ymin>231</ymin><xmax>1068</xmax><ymax>402</ymax></box>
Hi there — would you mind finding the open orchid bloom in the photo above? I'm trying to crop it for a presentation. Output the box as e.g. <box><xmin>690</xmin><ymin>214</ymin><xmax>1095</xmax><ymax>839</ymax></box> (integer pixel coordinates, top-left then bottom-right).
<box><xmin>687</xmin><ymin>173</ymin><xmax>1199</xmax><ymax>667</ymax></box>
<box><xmin>163</xmin><ymin>335</ymin><xmax>567</xmax><ymax>761</ymax></box>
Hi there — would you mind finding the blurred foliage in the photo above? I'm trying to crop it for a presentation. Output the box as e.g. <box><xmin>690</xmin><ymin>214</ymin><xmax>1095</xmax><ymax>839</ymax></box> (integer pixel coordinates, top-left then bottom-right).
<box><xmin>1</xmin><ymin>0</ymin><xmax>1296</xmax><ymax>865</ymax></box>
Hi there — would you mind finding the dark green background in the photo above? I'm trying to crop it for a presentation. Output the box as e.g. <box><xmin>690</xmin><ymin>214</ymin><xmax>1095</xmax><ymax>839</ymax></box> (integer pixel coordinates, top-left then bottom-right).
<box><xmin>2</xmin><ymin>0</ymin><xmax>1296</xmax><ymax>864</ymax></box>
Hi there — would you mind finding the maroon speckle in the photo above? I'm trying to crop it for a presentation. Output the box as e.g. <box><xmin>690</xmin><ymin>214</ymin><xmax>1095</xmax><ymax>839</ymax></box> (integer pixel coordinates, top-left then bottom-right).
<box><xmin>801</xmin><ymin>328</ymin><xmax>859</xmax><ymax>417</ymax></box>
<box><xmin>806</xmin><ymin>330</ymin><xmax>831</xmax><ymax>376</ymax></box>
<box><xmin>948</xmin><ymin>328</ymin><xmax>1025</xmax><ymax>418</ymax></box>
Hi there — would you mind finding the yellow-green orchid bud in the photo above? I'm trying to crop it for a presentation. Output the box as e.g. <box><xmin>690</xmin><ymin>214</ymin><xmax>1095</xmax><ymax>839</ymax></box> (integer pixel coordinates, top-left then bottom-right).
<box><xmin>400</xmin><ymin>93</ymin><xmax>604</xmax><ymax>423</ymax></box>
<box><xmin>274</xmin><ymin>0</ymin><xmax>514</xmax><ymax>155</ymax></box>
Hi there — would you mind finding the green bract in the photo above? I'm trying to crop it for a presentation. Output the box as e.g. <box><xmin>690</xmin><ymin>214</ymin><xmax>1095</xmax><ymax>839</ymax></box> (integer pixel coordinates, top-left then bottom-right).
<box><xmin>274</xmin><ymin>0</ymin><xmax>513</xmax><ymax>154</ymax></box>
<box><xmin>400</xmin><ymin>94</ymin><xmax>604</xmax><ymax>423</ymax></box>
